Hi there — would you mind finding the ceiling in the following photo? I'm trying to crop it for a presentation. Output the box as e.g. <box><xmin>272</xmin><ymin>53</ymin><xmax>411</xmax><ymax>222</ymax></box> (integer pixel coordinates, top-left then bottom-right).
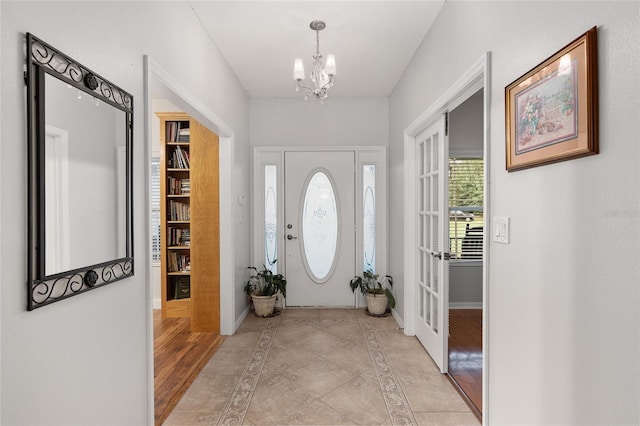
<box><xmin>189</xmin><ymin>1</ymin><xmax>445</xmax><ymax>99</ymax></box>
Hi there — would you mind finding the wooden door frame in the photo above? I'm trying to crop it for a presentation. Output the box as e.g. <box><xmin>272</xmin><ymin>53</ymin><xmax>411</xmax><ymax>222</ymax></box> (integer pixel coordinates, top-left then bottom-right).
<box><xmin>402</xmin><ymin>52</ymin><xmax>491</xmax><ymax>425</ymax></box>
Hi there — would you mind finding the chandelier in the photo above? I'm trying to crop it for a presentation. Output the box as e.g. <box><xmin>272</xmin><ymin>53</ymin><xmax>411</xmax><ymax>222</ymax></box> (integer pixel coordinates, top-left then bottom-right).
<box><xmin>293</xmin><ymin>20</ymin><xmax>336</xmax><ymax>103</ymax></box>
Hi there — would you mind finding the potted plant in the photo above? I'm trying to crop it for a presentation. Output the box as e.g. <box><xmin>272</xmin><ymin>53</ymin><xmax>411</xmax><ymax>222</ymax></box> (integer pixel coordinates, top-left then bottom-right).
<box><xmin>244</xmin><ymin>262</ymin><xmax>287</xmax><ymax>317</ymax></box>
<box><xmin>349</xmin><ymin>270</ymin><xmax>395</xmax><ymax>315</ymax></box>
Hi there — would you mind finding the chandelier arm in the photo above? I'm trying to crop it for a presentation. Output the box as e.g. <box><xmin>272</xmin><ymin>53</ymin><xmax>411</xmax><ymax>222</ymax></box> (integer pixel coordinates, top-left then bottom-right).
<box><xmin>296</xmin><ymin>84</ymin><xmax>314</xmax><ymax>93</ymax></box>
<box><xmin>296</xmin><ymin>80</ymin><xmax>315</xmax><ymax>96</ymax></box>
<box><xmin>319</xmin><ymin>76</ymin><xmax>334</xmax><ymax>91</ymax></box>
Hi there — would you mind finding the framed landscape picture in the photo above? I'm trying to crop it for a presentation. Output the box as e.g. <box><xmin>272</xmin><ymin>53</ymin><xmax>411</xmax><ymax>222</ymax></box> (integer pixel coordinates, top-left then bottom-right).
<box><xmin>505</xmin><ymin>26</ymin><xmax>598</xmax><ymax>171</ymax></box>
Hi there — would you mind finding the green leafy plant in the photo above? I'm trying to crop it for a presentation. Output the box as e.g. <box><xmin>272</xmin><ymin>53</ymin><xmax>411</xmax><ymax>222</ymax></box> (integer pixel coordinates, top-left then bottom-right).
<box><xmin>349</xmin><ymin>270</ymin><xmax>395</xmax><ymax>309</ymax></box>
<box><xmin>244</xmin><ymin>262</ymin><xmax>287</xmax><ymax>298</ymax></box>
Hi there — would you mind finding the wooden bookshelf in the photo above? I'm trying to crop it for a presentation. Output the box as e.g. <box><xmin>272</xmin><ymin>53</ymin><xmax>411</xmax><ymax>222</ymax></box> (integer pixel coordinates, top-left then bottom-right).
<box><xmin>157</xmin><ymin>112</ymin><xmax>220</xmax><ymax>333</ymax></box>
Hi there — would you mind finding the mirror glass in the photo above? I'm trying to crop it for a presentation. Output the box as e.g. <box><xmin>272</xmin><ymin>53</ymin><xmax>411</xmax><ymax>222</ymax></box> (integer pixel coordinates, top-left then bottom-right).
<box><xmin>27</xmin><ymin>33</ymin><xmax>133</xmax><ymax>310</ymax></box>
<box><xmin>44</xmin><ymin>73</ymin><xmax>128</xmax><ymax>276</ymax></box>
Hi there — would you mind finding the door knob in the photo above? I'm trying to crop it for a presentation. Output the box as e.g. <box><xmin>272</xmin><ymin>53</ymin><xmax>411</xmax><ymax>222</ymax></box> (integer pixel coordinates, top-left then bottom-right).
<box><xmin>431</xmin><ymin>251</ymin><xmax>450</xmax><ymax>260</ymax></box>
<box><xmin>287</xmin><ymin>234</ymin><xmax>297</xmax><ymax>240</ymax></box>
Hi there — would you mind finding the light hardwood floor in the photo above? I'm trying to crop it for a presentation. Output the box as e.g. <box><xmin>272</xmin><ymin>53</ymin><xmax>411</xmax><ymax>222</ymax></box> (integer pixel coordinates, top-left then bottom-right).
<box><xmin>154</xmin><ymin>310</ymin><xmax>225</xmax><ymax>426</ymax></box>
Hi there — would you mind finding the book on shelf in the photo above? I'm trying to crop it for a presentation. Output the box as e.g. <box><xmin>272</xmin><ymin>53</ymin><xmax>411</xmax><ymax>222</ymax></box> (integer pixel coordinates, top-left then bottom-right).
<box><xmin>168</xmin><ymin>200</ymin><xmax>190</xmax><ymax>221</ymax></box>
<box><xmin>182</xmin><ymin>149</ymin><xmax>190</xmax><ymax>167</ymax></box>
<box><xmin>166</xmin><ymin>121</ymin><xmax>190</xmax><ymax>143</ymax></box>
<box><xmin>180</xmin><ymin>179</ymin><xmax>190</xmax><ymax>195</ymax></box>
<box><xmin>168</xmin><ymin>227</ymin><xmax>190</xmax><ymax>246</ymax></box>
<box><xmin>171</xmin><ymin>146</ymin><xmax>190</xmax><ymax>169</ymax></box>
<box><xmin>166</xmin><ymin>122</ymin><xmax>176</xmax><ymax>142</ymax></box>
<box><xmin>177</xmin><ymin>128</ymin><xmax>190</xmax><ymax>142</ymax></box>
<box><xmin>167</xmin><ymin>177</ymin><xmax>190</xmax><ymax>195</ymax></box>
<box><xmin>167</xmin><ymin>251</ymin><xmax>190</xmax><ymax>272</ymax></box>
<box><xmin>169</xmin><ymin>149</ymin><xmax>178</xmax><ymax>168</ymax></box>
<box><xmin>180</xmin><ymin>229</ymin><xmax>190</xmax><ymax>246</ymax></box>
<box><xmin>174</xmin><ymin>277</ymin><xmax>190</xmax><ymax>299</ymax></box>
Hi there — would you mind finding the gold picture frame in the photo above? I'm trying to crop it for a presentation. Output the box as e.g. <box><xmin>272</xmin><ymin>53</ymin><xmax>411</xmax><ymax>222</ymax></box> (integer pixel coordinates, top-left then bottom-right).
<box><xmin>505</xmin><ymin>26</ymin><xmax>598</xmax><ymax>172</ymax></box>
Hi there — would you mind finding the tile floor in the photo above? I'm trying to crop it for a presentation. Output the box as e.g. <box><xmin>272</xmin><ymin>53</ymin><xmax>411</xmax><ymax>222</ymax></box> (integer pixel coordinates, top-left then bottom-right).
<box><xmin>165</xmin><ymin>308</ymin><xmax>479</xmax><ymax>425</ymax></box>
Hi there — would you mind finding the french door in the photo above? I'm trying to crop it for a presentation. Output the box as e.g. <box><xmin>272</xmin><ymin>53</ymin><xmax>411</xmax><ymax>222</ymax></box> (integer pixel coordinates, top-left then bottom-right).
<box><xmin>415</xmin><ymin>115</ymin><xmax>450</xmax><ymax>372</ymax></box>
<box><xmin>283</xmin><ymin>151</ymin><xmax>355</xmax><ymax>306</ymax></box>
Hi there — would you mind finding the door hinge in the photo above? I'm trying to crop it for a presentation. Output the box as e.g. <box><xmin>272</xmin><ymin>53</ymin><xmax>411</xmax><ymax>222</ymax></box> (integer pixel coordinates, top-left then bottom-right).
<box><xmin>444</xmin><ymin>112</ymin><xmax>449</xmax><ymax>136</ymax></box>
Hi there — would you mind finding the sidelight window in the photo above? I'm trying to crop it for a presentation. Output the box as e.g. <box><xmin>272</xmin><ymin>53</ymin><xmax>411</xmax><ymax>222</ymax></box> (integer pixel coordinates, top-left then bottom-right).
<box><xmin>264</xmin><ymin>165</ymin><xmax>278</xmax><ymax>273</ymax></box>
<box><xmin>363</xmin><ymin>164</ymin><xmax>376</xmax><ymax>273</ymax></box>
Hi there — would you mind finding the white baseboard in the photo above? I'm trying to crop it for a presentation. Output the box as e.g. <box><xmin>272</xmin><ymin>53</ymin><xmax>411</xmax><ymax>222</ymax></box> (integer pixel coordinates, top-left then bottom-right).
<box><xmin>152</xmin><ymin>298</ymin><xmax>247</xmax><ymax>334</ymax></box>
<box><xmin>392</xmin><ymin>309</ymin><xmax>404</xmax><ymax>330</ymax></box>
<box><xmin>449</xmin><ymin>302</ymin><xmax>482</xmax><ymax>309</ymax></box>
<box><xmin>235</xmin><ymin>306</ymin><xmax>250</xmax><ymax>333</ymax></box>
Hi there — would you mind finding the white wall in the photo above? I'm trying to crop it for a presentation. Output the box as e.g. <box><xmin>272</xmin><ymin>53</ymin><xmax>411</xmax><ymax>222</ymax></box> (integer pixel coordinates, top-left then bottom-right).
<box><xmin>250</xmin><ymin>97</ymin><xmax>389</xmax><ymax>147</ymax></box>
<box><xmin>449</xmin><ymin>89</ymin><xmax>483</xmax><ymax>156</ymax></box>
<box><xmin>0</xmin><ymin>2</ymin><xmax>249</xmax><ymax>424</ymax></box>
<box><xmin>449</xmin><ymin>89</ymin><xmax>483</xmax><ymax>307</ymax></box>
<box><xmin>450</xmin><ymin>263</ymin><xmax>482</xmax><ymax>307</ymax></box>
<box><xmin>390</xmin><ymin>1</ymin><xmax>639</xmax><ymax>424</ymax></box>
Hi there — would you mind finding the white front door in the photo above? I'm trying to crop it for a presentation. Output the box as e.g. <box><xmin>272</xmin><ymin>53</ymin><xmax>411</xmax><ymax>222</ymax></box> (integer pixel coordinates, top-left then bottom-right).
<box><xmin>415</xmin><ymin>115</ymin><xmax>450</xmax><ymax>372</ymax></box>
<box><xmin>284</xmin><ymin>151</ymin><xmax>356</xmax><ymax>306</ymax></box>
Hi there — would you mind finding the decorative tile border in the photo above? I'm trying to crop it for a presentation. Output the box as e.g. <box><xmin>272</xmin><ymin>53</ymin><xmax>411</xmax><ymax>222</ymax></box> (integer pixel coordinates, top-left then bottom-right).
<box><xmin>216</xmin><ymin>313</ymin><xmax>417</xmax><ymax>425</ymax></box>
<box><xmin>217</xmin><ymin>317</ymin><xmax>281</xmax><ymax>425</ymax></box>
<box><xmin>360</xmin><ymin>319</ymin><xmax>418</xmax><ymax>425</ymax></box>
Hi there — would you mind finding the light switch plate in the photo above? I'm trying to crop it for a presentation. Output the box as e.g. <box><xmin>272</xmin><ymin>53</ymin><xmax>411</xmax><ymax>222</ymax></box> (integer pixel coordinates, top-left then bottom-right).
<box><xmin>493</xmin><ymin>216</ymin><xmax>510</xmax><ymax>243</ymax></box>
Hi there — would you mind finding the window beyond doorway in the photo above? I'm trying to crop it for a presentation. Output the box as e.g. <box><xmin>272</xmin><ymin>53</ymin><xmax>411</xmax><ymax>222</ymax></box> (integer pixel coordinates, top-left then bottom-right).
<box><xmin>151</xmin><ymin>156</ymin><xmax>161</xmax><ymax>263</ymax></box>
<box><xmin>449</xmin><ymin>158</ymin><xmax>483</xmax><ymax>260</ymax></box>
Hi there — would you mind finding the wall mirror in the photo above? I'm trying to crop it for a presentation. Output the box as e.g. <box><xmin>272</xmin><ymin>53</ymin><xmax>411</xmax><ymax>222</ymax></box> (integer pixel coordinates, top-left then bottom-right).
<box><xmin>26</xmin><ymin>33</ymin><xmax>134</xmax><ymax>310</ymax></box>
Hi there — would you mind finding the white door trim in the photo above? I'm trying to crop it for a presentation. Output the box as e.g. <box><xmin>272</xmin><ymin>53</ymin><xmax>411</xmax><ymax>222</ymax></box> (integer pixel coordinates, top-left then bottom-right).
<box><xmin>144</xmin><ymin>56</ymin><xmax>236</xmax><ymax>424</ymax></box>
<box><xmin>403</xmin><ymin>52</ymin><xmax>491</xmax><ymax>425</ymax></box>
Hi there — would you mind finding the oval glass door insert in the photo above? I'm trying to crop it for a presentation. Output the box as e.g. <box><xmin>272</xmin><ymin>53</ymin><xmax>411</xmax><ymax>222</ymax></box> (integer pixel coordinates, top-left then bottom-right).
<box><xmin>302</xmin><ymin>171</ymin><xmax>338</xmax><ymax>281</ymax></box>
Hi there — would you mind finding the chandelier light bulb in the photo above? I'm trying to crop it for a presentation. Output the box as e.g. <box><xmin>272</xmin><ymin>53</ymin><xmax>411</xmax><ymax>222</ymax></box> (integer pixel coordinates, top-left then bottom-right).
<box><xmin>325</xmin><ymin>54</ymin><xmax>336</xmax><ymax>76</ymax></box>
<box><xmin>293</xmin><ymin>58</ymin><xmax>305</xmax><ymax>81</ymax></box>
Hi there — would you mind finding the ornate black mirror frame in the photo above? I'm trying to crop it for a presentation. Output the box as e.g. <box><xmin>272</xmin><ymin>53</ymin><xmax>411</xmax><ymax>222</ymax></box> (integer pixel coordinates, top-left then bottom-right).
<box><xmin>26</xmin><ymin>33</ymin><xmax>134</xmax><ymax>310</ymax></box>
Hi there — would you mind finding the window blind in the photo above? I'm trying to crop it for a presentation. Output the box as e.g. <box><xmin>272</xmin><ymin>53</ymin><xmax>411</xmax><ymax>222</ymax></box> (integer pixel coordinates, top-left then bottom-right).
<box><xmin>448</xmin><ymin>158</ymin><xmax>483</xmax><ymax>260</ymax></box>
<box><xmin>151</xmin><ymin>157</ymin><xmax>161</xmax><ymax>263</ymax></box>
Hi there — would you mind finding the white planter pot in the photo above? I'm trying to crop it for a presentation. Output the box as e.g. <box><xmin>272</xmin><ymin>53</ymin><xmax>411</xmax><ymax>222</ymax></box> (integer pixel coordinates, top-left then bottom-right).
<box><xmin>365</xmin><ymin>292</ymin><xmax>388</xmax><ymax>315</ymax></box>
<box><xmin>251</xmin><ymin>294</ymin><xmax>277</xmax><ymax>317</ymax></box>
